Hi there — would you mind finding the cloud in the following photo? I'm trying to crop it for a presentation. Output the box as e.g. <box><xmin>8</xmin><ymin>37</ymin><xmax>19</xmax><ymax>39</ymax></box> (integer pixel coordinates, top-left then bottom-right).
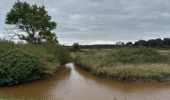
<box><xmin>0</xmin><ymin>0</ymin><xmax>170</xmax><ymax>45</ymax></box>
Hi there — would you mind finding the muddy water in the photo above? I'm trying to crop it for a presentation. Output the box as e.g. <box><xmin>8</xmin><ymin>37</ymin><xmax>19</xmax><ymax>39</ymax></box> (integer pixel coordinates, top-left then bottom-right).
<box><xmin>0</xmin><ymin>63</ymin><xmax>170</xmax><ymax>100</ymax></box>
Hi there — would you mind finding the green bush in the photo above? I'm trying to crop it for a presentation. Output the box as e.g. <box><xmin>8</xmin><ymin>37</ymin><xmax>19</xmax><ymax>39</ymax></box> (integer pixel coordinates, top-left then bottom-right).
<box><xmin>40</xmin><ymin>43</ymin><xmax>71</xmax><ymax>65</ymax></box>
<box><xmin>55</xmin><ymin>47</ymin><xmax>71</xmax><ymax>65</ymax></box>
<box><xmin>72</xmin><ymin>43</ymin><xmax>81</xmax><ymax>52</ymax></box>
<box><xmin>0</xmin><ymin>39</ymin><xmax>16</xmax><ymax>54</ymax></box>
<box><xmin>106</xmin><ymin>47</ymin><xmax>168</xmax><ymax>64</ymax></box>
<box><xmin>0</xmin><ymin>50</ymin><xmax>45</xmax><ymax>85</ymax></box>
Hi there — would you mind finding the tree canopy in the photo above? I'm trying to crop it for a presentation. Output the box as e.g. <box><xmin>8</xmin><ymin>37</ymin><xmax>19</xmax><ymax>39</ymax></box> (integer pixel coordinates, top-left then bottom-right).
<box><xmin>5</xmin><ymin>1</ymin><xmax>57</xmax><ymax>43</ymax></box>
<box><xmin>72</xmin><ymin>43</ymin><xmax>81</xmax><ymax>51</ymax></box>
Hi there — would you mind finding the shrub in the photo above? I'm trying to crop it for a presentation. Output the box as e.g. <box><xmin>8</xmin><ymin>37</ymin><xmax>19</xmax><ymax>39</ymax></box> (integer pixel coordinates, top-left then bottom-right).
<box><xmin>72</xmin><ymin>43</ymin><xmax>81</xmax><ymax>52</ymax></box>
<box><xmin>0</xmin><ymin>50</ymin><xmax>45</xmax><ymax>85</ymax></box>
<box><xmin>52</xmin><ymin>44</ymin><xmax>71</xmax><ymax>65</ymax></box>
<box><xmin>35</xmin><ymin>43</ymin><xmax>71</xmax><ymax>65</ymax></box>
<box><xmin>106</xmin><ymin>47</ymin><xmax>168</xmax><ymax>64</ymax></box>
<box><xmin>0</xmin><ymin>40</ymin><xmax>16</xmax><ymax>54</ymax></box>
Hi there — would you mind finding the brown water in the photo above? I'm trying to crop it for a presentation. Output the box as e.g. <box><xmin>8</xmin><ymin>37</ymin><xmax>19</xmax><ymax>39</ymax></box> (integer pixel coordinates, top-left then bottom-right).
<box><xmin>0</xmin><ymin>63</ymin><xmax>170</xmax><ymax>100</ymax></box>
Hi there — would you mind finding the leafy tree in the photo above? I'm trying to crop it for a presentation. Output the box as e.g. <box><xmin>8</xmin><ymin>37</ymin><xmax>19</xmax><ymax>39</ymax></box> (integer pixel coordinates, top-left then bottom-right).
<box><xmin>163</xmin><ymin>38</ymin><xmax>170</xmax><ymax>47</ymax></box>
<box><xmin>5</xmin><ymin>1</ymin><xmax>57</xmax><ymax>43</ymax></box>
<box><xmin>72</xmin><ymin>43</ymin><xmax>81</xmax><ymax>51</ymax></box>
<box><xmin>135</xmin><ymin>40</ymin><xmax>147</xmax><ymax>47</ymax></box>
<box><xmin>147</xmin><ymin>38</ymin><xmax>163</xmax><ymax>47</ymax></box>
<box><xmin>126</xmin><ymin>42</ymin><xmax>133</xmax><ymax>47</ymax></box>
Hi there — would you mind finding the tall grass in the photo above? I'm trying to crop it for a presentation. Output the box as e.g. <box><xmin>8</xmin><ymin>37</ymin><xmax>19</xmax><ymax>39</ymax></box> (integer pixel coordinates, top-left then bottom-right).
<box><xmin>0</xmin><ymin>40</ymin><xmax>71</xmax><ymax>85</ymax></box>
<box><xmin>0</xmin><ymin>40</ymin><xmax>71</xmax><ymax>71</ymax></box>
<box><xmin>74</xmin><ymin>47</ymin><xmax>170</xmax><ymax>81</ymax></box>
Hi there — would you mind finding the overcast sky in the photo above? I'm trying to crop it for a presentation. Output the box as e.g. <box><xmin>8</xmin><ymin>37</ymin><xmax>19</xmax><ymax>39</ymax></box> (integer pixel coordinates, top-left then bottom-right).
<box><xmin>1</xmin><ymin>0</ymin><xmax>170</xmax><ymax>45</ymax></box>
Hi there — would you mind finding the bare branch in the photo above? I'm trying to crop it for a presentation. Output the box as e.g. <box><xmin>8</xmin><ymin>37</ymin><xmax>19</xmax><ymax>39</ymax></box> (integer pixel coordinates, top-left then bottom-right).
<box><xmin>3</xmin><ymin>26</ymin><xmax>22</xmax><ymax>40</ymax></box>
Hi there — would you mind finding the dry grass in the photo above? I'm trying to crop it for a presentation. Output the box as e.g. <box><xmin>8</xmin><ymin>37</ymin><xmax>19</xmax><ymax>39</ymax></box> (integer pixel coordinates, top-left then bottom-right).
<box><xmin>73</xmin><ymin>48</ymin><xmax>170</xmax><ymax>82</ymax></box>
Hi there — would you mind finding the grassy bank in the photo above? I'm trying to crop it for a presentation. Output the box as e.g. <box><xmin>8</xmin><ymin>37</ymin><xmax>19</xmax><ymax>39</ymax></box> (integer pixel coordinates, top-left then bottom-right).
<box><xmin>0</xmin><ymin>40</ymin><xmax>70</xmax><ymax>85</ymax></box>
<box><xmin>73</xmin><ymin>48</ymin><xmax>170</xmax><ymax>82</ymax></box>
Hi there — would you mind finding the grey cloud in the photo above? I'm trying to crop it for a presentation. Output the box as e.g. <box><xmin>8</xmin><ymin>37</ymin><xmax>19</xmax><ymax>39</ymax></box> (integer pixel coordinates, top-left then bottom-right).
<box><xmin>0</xmin><ymin>0</ymin><xmax>170</xmax><ymax>45</ymax></box>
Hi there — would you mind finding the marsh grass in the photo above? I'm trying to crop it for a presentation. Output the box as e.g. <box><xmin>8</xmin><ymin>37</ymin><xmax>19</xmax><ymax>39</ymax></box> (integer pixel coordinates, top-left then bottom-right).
<box><xmin>74</xmin><ymin>47</ymin><xmax>170</xmax><ymax>81</ymax></box>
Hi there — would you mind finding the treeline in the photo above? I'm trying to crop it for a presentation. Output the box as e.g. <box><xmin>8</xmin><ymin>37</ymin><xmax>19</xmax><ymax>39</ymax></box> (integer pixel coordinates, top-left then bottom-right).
<box><xmin>73</xmin><ymin>38</ymin><xmax>170</xmax><ymax>49</ymax></box>
<box><xmin>131</xmin><ymin>38</ymin><xmax>170</xmax><ymax>48</ymax></box>
<box><xmin>80</xmin><ymin>44</ymin><xmax>116</xmax><ymax>49</ymax></box>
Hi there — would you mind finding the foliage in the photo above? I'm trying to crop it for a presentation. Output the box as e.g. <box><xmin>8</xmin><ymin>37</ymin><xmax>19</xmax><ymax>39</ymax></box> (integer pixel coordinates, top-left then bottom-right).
<box><xmin>5</xmin><ymin>1</ymin><xmax>57</xmax><ymax>43</ymax></box>
<box><xmin>73</xmin><ymin>48</ymin><xmax>170</xmax><ymax>81</ymax></box>
<box><xmin>0</xmin><ymin>40</ymin><xmax>71</xmax><ymax>85</ymax></box>
<box><xmin>0</xmin><ymin>39</ymin><xmax>16</xmax><ymax>53</ymax></box>
<box><xmin>126</xmin><ymin>42</ymin><xmax>133</xmax><ymax>47</ymax></box>
<box><xmin>106</xmin><ymin>47</ymin><xmax>168</xmax><ymax>64</ymax></box>
<box><xmin>134</xmin><ymin>38</ymin><xmax>170</xmax><ymax>48</ymax></box>
<box><xmin>76</xmin><ymin>44</ymin><xmax>116</xmax><ymax>49</ymax></box>
<box><xmin>72</xmin><ymin>43</ymin><xmax>81</xmax><ymax>52</ymax></box>
<box><xmin>74</xmin><ymin>38</ymin><xmax>170</xmax><ymax>49</ymax></box>
<box><xmin>39</xmin><ymin>43</ymin><xmax>71</xmax><ymax>65</ymax></box>
<box><xmin>31</xmin><ymin>43</ymin><xmax>71</xmax><ymax>65</ymax></box>
<box><xmin>0</xmin><ymin>50</ymin><xmax>45</xmax><ymax>85</ymax></box>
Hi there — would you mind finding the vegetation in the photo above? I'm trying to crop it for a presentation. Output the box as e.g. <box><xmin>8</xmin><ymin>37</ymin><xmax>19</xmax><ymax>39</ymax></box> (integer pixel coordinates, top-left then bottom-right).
<box><xmin>74</xmin><ymin>38</ymin><xmax>170</xmax><ymax>49</ymax></box>
<box><xmin>120</xmin><ymin>38</ymin><xmax>170</xmax><ymax>48</ymax></box>
<box><xmin>0</xmin><ymin>1</ymin><xmax>71</xmax><ymax>86</ymax></box>
<box><xmin>133</xmin><ymin>38</ymin><xmax>170</xmax><ymax>48</ymax></box>
<box><xmin>5</xmin><ymin>1</ymin><xmax>57</xmax><ymax>43</ymax></box>
<box><xmin>1</xmin><ymin>0</ymin><xmax>170</xmax><ymax>87</ymax></box>
<box><xmin>0</xmin><ymin>50</ymin><xmax>44</xmax><ymax>85</ymax></box>
<box><xmin>72</xmin><ymin>43</ymin><xmax>81</xmax><ymax>52</ymax></box>
<box><xmin>73</xmin><ymin>47</ymin><xmax>170</xmax><ymax>82</ymax></box>
<box><xmin>73</xmin><ymin>44</ymin><xmax>116</xmax><ymax>49</ymax></box>
<box><xmin>0</xmin><ymin>40</ymin><xmax>70</xmax><ymax>85</ymax></box>
<box><xmin>105</xmin><ymin>48</ymin><xmax>168</xmax><ymax>64</ymax></box>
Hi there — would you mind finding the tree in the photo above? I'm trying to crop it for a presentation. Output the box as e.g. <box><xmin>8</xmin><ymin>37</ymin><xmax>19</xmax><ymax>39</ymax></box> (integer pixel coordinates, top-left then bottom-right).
<box><xmin>135</xmin><ymin>40</ymin><xmax>147</xmax><ymax>47</ymax></box>
<box><xmin>163</xmin><ymin>38</ymin><xmax>170</xmax><ymax>47</ymax></box>
<box><xmin>126</xmin><ymin>42</ymin><xmax>133</xmax><ymax>47</ymax></box>
<box><xmin>72</xmin><ymin>43</ymin><xmax>81</xmax><ymax>51</ymax></box>
<box><xmin>5</xmin><ymin>1</ymin><xmax>57</xmax><ymax>43</ymax></box>
<box><xmin>147</xmin><ymin>38</ymin><xmax>163</xmax><ymax>48</ymax></box>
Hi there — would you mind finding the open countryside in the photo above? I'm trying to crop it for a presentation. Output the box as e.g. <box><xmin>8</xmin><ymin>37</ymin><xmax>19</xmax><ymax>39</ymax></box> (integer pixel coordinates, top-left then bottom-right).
<box><xmin>0</xmin><ymin>0</ymin><xmax>170</xmax><ymax>100</ymax></box>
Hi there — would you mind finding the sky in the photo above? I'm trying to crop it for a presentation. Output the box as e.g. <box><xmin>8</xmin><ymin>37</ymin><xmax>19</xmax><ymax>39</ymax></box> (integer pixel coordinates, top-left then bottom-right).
<box><xmin>0</xmin><ymin>0</ymin><xmax>170</xmax><ymax>45</ymax></box>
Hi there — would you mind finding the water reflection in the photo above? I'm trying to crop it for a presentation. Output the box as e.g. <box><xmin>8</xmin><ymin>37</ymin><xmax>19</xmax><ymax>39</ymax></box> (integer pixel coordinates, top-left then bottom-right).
<box><xmin>0</xmin><ymin>68</ymin><xmax>71</xmax><ymax>99</ymax></box>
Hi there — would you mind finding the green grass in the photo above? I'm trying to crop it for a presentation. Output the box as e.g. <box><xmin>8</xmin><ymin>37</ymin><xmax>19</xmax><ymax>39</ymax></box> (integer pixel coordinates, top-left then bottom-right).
<box><xmin>0</xmin><ymin>96</ymin><xmax>31</xmax><ymax>100</ymax></box>
<box><xmin>73</xmin><ymin>47</ymin><xmax>170</xmax><ymax>82</ymax></box>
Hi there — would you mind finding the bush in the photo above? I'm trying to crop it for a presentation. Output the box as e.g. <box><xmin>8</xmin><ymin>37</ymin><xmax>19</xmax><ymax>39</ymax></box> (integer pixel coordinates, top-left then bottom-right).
<box><xmin>106</xmin><ymin>47</ymin><xmax>168</xmax><ymax>64</ymax></box>
<box><xmin>55</xmin><ymin>46</ymin><xmax>71</xmax><ymax>65</ymax></box>
<box><xmin>0</xmin><ymin>39</ymin><xmax>16</xmax><ymax>54</ymax></box>
<box><xmin>0</xmin><ymin>50</ymin><xmax>45</xmax><ymax>85</ymax></box>
<box><xmin>44</xmin><ymin>43</ymin><xmax>71</xmax><ymax>65</ymax></box>
<box><xmin>72</xmin><ymin>43</ymin><xmax>81</xmax><ymax>52</ymax></box>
